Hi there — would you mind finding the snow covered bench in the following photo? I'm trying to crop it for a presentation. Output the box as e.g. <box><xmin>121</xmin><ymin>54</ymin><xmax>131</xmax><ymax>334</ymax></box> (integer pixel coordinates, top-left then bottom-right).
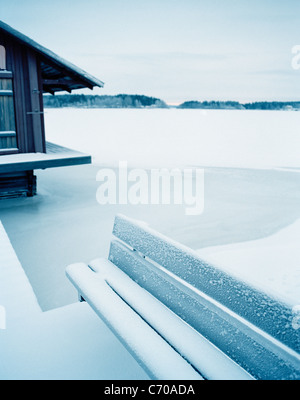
<box><xmin>66</xmin><ymin>214</ymin><xmax>300</xmax><ymax>380</ymax></box>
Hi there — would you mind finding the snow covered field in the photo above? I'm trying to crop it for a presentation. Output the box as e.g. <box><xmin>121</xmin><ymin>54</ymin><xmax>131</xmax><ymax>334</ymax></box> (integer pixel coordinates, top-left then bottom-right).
<box><xmin>0</xmin><ymin>108</ymin><xmax>299</xmax><ymax>379</ymax></box>
<box><xmin>45</xmin><ymin>108</ymin><xmax>300</xmax><ymax>169</ymax></box>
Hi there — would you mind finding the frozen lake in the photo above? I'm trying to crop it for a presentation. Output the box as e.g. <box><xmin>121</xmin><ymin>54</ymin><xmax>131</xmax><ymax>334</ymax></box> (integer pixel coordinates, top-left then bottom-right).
<box><xmin>1</xmin><ymin>108</ymin><xmax>300</xmax><ymax>310</ymax></box>
<box><xmin>44</xmin><ymin>108</ymin><xmax>300</xmax><ymax>169</ymax></box>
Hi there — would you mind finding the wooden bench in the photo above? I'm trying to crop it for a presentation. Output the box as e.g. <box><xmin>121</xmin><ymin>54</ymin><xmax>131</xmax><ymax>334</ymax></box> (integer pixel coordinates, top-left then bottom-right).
<box><xmin>66</xmin><ymin>214</ymin><xmax>300</xmax><ymax>380</ymax></box>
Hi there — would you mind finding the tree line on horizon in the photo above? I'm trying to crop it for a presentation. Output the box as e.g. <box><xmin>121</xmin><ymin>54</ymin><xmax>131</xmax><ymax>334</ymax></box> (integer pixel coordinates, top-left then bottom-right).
<box><xmin>43</xmin><ymin>94</ymin><xmax>300</xmax><ymax>111</ymax></box>
<box><xmin>178</xmin><ymin>100</ymin><xmax>300</xmax><ymax>110</ymax></box>
<box><xmin>43</xmin><ymin>94</ymin><xmax>168</xmax><ymax>109</ymax></box>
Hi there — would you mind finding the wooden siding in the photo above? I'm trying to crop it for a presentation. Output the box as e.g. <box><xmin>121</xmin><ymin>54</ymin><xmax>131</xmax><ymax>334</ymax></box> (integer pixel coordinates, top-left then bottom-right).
<box><xmin>0</xmin><ymin>75</ymin><xmax>17</xmax><ymax>150</ymax></box>
<box><xmin>27</xmin><ymin>51</ymin><xmax>45</xmax><ymax>153</ymax></box>
<box><xmin>0</xmin><ymin>31</ymin><xmax>45</xmax><ymax>155</ymax></box>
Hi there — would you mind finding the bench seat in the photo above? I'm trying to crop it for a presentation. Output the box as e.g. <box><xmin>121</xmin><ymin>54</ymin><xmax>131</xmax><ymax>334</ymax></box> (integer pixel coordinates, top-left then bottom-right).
<box><xmin>67</xmin><ymin>259</ymin><xmax>253</xmax><ymax>380</ymax></box>
<box><xmin>66</xmin><ymin>214</ymin><xmax>300</xmax><ymax>380</ymax></box>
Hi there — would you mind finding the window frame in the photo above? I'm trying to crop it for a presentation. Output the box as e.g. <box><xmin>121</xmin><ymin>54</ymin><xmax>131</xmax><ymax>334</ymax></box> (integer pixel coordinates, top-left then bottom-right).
<box><xmin>0</xmin><ymin>55</ymin><xmax>19</xmax><ymax>154</ymax></box>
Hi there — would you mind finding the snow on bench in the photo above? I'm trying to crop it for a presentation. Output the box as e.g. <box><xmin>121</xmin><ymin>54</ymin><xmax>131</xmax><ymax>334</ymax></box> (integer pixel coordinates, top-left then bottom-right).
<box><xmin>66</xmin><ymin>214</ymin><xmax>300</xmax><ymax>380</ymax></box>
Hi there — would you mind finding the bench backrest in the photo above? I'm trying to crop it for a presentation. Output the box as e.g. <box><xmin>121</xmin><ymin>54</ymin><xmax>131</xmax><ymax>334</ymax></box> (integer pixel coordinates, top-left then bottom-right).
<box><xmin>109</xmin><ymin>214</ymin><xmax>300</xmax><ymax>380</ymax></box>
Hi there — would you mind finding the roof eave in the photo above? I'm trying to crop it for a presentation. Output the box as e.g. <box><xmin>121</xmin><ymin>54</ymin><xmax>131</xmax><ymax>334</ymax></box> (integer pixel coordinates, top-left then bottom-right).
<box><xmin>0</xmin><ymin>20</ymin><xmax>104</xmax><ymax>91</ymax></box>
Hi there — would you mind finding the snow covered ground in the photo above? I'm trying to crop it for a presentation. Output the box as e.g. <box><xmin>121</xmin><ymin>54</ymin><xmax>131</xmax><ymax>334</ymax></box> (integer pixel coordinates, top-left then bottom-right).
<box><xmin>197</xmin><ymin>218</ymin><xmax>300</xmax><ymax>306</ymax></box>
<box><xmin>0</xmin><ymin>221</ymin><xmax>148</xmax><ymax>379</ymax></box>
<box><xmin>0</xmin><ymin>108</ymin><xmax>299</xmax><ymax>379</ymax></box>
<box><xmin>44</xmin><ymin>108</ymin><xmax>300</xmax><ymax>169</ymax></box>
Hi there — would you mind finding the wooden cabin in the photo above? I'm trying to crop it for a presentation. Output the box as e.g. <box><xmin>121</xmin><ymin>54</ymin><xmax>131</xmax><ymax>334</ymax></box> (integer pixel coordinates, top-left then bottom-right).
<box><xmin>0</xmin><ymin>21</ymin><xmax>104</xmax><ymax>198</ymax></box>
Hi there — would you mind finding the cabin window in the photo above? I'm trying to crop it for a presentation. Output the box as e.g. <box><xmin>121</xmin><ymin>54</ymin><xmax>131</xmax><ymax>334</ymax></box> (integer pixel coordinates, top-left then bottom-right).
<box><xmin>0</xmin><ymin>46</ymin><xmax>18</xmax><ymax>151</ymax></box>
<box><xmin>0</xmin><ymin>46</ymin><xmax>6</xmax><ymax>70</ymax></box>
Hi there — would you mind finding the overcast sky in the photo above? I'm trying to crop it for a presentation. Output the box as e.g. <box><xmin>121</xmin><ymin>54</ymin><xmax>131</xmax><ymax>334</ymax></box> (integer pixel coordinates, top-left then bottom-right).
<box><xmin>1</xmin><ymin>0</ymin><xmax>300</xmax><ymax>104</ymax></box>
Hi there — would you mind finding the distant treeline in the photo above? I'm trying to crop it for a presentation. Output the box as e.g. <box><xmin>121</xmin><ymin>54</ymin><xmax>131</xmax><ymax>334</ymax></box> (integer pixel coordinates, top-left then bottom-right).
<box><xmin>43</xmin><ymin>94</ymin><xmax>300</xmax><ymax>111</ymax></box>
<box><xmin>43</xmin><ymin>94</ymin><xmax>168</xmax><ymax>109</ymax></box>
<box><xmin>178</xmin><ymin>100</ymin><xmax>300</xmax><ymax>110</ymax></box>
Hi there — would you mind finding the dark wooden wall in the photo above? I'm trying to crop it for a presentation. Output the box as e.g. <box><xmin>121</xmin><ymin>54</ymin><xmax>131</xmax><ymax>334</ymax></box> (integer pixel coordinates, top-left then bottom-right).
<box><xmin>0</xmin><ymin>70</ymin><xmax>17</xmax><ymax>150</ymax></box>
<box><xmin>0</xmin><ymin>31</ymin><xmax>46</xmax><ymax>155</ymax></box>
<box><xmin>0</xmin><ymin>171</ymin><xmax>36</xmax><ymax>198</ymax></box>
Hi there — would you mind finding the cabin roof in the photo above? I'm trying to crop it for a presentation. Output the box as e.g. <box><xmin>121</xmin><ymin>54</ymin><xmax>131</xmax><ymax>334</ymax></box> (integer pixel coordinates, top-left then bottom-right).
<box><xmin>0</xmin><ymin>20</ymin><xmax>104</xmax><ymax>94</ymax></box>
